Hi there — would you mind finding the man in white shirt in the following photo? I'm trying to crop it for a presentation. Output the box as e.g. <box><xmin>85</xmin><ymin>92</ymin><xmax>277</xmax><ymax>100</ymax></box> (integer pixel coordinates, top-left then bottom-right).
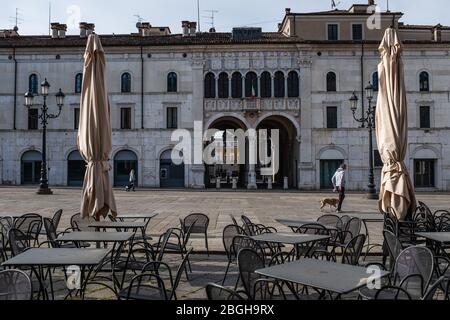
<box><xmin>331</xmin><ymin>164</ymin><xmax>347</xmax><ymax>213</ymax></box>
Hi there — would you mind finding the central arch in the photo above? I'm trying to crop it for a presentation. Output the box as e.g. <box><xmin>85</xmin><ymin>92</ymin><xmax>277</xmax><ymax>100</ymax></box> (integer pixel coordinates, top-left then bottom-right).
<box><xmin>256</xmin><ymin>115</ymin><xmax>299</xmax><ymax>188</ymax></box>
<box><xmin>206</xmin><ymin>116</ymin><xmax>249</xmax><ymax>188</ymax></box>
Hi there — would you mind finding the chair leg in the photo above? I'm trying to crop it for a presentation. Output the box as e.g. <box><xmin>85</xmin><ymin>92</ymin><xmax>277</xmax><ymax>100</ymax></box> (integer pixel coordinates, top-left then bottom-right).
<box><xmin>222</xmin><ymin>260</ymin><xmax>231</xmax><ymax>286</ymax></box>
<box><xmin>205</xmin><ymin>233</ymin><xmax>209</xmax><ymax>257</ymax></box>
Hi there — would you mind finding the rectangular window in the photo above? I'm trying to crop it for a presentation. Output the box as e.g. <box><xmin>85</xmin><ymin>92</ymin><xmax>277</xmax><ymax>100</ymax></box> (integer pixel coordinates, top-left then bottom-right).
<box><xmin>120</xmin><ymin>107</ymin><xmax>132</xmax><ymax>130</ymax></box>
<box><xmin>326</xmin><ymin>106</ymin><xmax>338</xmax><ymax>129</ymax></box>
<box><xmin>167</xmin><ymin>107</ymin><xmax>178</xmax><ymax>129</ymax></box>
<box><xmin>327</xmin><ymin>24</ymin><xmax>338</xmax><ymax>41</ymax></box>
<box><xmin>419</xmin><ymin>106</ymin><xmax>431</xmax><ymax>129</ymax></box>
<box><xmin>414</xmin><ymin>159</ymin><xmax>435</xmax><ymax>188</ymax></box>
<box><xmin>374</xmin><ymin>150</ymin><xmax>383</xmax><ymax>167</ymax></box>
<box><xmin>74</xmin><ymin>108</ymin><xmax>80</xmax><ymax>130</ymax></box>
<box><xmin>352</xmin><ymin>24</ymin><xmax>363</xmax><ymax>40</ymax></box>
<box><xmin>28</xmin><ymin>109</ymin><xmax>38</xmax><ymax>130</ymax></box>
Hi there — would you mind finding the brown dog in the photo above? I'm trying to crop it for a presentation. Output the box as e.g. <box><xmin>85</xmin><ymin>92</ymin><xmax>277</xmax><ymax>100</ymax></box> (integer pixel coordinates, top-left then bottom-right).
<box><xmin>320</xmin><ymin>198</ymin><xmax>340</xmax><ymax>212</ymax></box>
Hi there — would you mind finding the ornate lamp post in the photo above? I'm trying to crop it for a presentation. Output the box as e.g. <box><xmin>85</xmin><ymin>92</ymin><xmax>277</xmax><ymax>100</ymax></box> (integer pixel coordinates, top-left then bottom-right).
<box><xmin>24</xmin><ymin>79</ymin><xmax>65</xmax><ymax>195</ymax></box>
<box><xmin>349</xmin><ymin>83</ymin><xmax>378</xmax><ymax>200</ymax></box>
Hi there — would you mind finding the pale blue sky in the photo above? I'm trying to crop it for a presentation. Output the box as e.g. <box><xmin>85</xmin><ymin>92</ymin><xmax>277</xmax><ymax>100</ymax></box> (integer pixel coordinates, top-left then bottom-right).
<box><xmin>2</xmin><ymin>0</ymin><xmax>450</xmax><ymax>35</ymax></box>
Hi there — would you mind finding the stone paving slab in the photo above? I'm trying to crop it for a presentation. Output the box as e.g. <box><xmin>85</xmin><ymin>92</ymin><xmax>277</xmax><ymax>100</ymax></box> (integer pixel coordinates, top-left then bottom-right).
<box><xmin>1</xmin><ymin>187</ymin><xmax>449</xmax><ymax>252</ymax></box>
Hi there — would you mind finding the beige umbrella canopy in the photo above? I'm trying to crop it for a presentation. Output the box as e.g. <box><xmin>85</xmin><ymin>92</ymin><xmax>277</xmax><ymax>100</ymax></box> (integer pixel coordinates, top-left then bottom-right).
<box><xmin>375</xmin><ymin>27</ymin><xmax>416</xmax><ymax>220</ymax></box>
<box><xmin>78</xmin><ymin>34</ymin><xmax>117</xmax><ymax>220</ymax></box>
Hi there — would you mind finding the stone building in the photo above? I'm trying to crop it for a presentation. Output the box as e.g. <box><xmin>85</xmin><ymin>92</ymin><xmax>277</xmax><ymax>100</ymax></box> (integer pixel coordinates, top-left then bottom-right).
<box><xmin>0</xmin><ymin>1</ymin><xmax>449</xmax><ymax>191</ymax></box>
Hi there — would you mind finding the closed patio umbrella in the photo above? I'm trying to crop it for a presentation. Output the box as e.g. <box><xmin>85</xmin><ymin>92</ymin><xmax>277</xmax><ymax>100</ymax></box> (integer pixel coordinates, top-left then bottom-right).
<box><xmin>376</xmin><ymin>27</ymin><xmax>416</xmax><ymax>220</ymax></box>
<box><xmin>78</xmin><ymin>34</ymin><xmax>117</xmax><ymax>220</ymax></box>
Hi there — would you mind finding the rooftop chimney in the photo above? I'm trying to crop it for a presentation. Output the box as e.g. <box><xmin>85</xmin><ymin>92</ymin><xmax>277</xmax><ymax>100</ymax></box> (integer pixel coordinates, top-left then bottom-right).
<box><xmin>182</xmin><ymin>21</ymin><xmax>189</xmax><ymax>36</ymax></box>
<box><xmin>58</xmin><ymin>24</ymin><xmax>67</xmax><ymax>38</ymax></box>
<box><xmin>79</xmin><ymin>22</ymin><xmax>95</xmax><ymax>37</ymax></box>
<box><xmin>433</xmin><ymin>24</ymin><xmax>442</xmax><ymax>42</ymax></box>
<box><xmin>51</xmin><ymin>23</ymin><xmax>59</xmax><ymax>38</ymax></box>
<box><xmin>139</xmin><ymin>22</ymin><xmax>152</xmax><ymax>36</ymax></box>
<box><xmin>188</xmin><ymin>22</ymin><xmax>197</xmax><ymax>36</ymax></box>
<box><xmin>285</xmin><ymin>8</ymin><xmax>291</xmax><ymax>14</ymax></box>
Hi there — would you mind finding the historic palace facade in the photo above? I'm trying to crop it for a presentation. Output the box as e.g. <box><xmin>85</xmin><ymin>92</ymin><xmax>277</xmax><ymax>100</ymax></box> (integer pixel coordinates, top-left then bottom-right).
<box><xmin>1</xmin><ymin>2</ymin><xmax>450</xmax><ymax>191</ymax></box>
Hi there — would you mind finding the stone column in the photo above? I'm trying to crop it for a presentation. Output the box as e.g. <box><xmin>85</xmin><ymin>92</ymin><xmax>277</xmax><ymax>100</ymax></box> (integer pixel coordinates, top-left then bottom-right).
<box><xmin>228</xmin><ymin>76</ymin><xmax>232</xmax><ymax>98</ymax></box>
<box><xmin>285</xmin><ymin>75</ymin><xmax>289</xmax><ymax>98</ymax></box>
<box><xmin>257</xmin><ymin>75</ymin><xmax>261</xmax><ymax>98</ymax></box>
<box><xmin>190</xmin><ymin>60</ymin><xmax>206</xmax><ymax>189</ymax></box>
<box><xmin>271</xmin><ymin>75</ymin><xmax>275</xmax><ymax>98</ymax></box>
<box><xmin>215</xmin><ymin>75</ymin><xmax>219</xmax><ymax>98</ymax></box>
<box><xmin>298</xmin><ymin>59</ymin><xmax>314</xmax><ymax>190</ymax></box>
<box><xmin>242</xmin><ymin>75</ymin><xmax>246</xmax><ymax>97</ymax></box>
<box><xmin>247</xmin><ymin>131</ymin><xmax>258</xmax><ymax>190</ymax></box>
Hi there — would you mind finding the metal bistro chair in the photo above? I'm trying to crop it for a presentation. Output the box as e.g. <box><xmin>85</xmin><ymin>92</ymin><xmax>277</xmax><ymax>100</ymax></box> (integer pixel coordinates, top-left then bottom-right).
<box><xmin>8</xmin><ymin>228</ymin><xmax>30</xmax><ymax>257</ymax></box>
<box><xmin>237</xmin><ymin>248</ymin><xmax>265</xmax><ymax>300</ymax></box>
<box><xmin>253</xmin><ymin>278</ymin><xmax>299</xmax><ymax>301</ymax></box>
<box><xmin>205</xmin><ymin>283</ymin><xmax>247</xmax><ymax>300</ymax></box>
<box><xmin>0</xmin><ymin>269</ymin><xmax>33</xmax><ymax>300</ymax></box>
<box><xmin>39</xmin><ymin>209</ymin><xmax>63</xmax><ymax>236</ymax></box>
<box><xmin>294</xmin><ymin>223</ymin><xmax>330</xmax><ymax>259</ymax></box>
<box><xmin>360</xmin><ymin>246</ymin><xmax>434</xmax><ymax>300</ymax></box>
<box><xmin>222</xmin><ymin>224</ymin><xmax>246</xmax><ymax>286</ymax></box>
<box><xmin>42</xmin><ymin>218</ymin><xmax>76</xmax><ymax>249</ymax></box>
<box><xmin>340</xmin><ymin>234</ymin><xmax>366</xmax><ymax>266</ymax></box>
<box><xmin>13</xmin><ymin>214</ymin><xmax>42</xmax><ymax>246</ymax></box>
<box><xmin>118</xmin><ymin>273</ymin><xmax>168</xmax><ymax>300</ymax></box>
<box><xmin>182</xmin><ymin>213</ymin><xmax>210</xmax><ymax>256</ymax></box>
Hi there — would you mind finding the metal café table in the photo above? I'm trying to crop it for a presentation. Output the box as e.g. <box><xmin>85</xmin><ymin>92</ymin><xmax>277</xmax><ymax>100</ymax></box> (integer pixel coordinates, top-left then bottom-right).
<box><xmin>57</xmin><ymin>231</ymin><xmax>134</xmax><ymax>252</ymax></box>
<box><xmin>89</xmin><ymin>221</ymin><xmax>148</xmax><ymax>240</ymax></box>
<box><xmin>2</xmin><ymin>248</ymin><xmax>110</xmax><ymax>300</ymax></box>
<box><xmin>251</xmin><ymin>233</ymin><xmax>330</xmax><ymax>258</ymax></box>
<box><xmin>117</xmin><ymin>213</ymin><xmax>158</xmax><ymax>220</ymax></box>
<box><xmin>256</xmin><ymin>258</ymin><xmax>390</xmax><ymax>299</ymax></box>
<box><xmin>276</xmin><ymin>219</ymin><xmax>338</xmax><ymax>231</ymax></box>
<box><xmin>416</xmin><ymin>232</ymin><xmax>450</xmax><ymax>260</ymax></box>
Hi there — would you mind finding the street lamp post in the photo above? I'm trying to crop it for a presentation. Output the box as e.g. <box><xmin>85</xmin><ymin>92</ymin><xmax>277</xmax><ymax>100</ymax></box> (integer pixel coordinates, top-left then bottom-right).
<box><xmin>349</xmin><ymin>83</ymin><xmax>378</xmax><ymax>200</ymax></box>
<box><xmin>24</xmin><ymin>79</ymin><xmax>65</xmax><ymax>195</ymax></box>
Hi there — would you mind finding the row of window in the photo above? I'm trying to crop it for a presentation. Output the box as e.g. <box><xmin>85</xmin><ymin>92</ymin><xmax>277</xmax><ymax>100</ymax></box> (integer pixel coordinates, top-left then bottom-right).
<box><xmin>324</xmin><ymin>105</ymin><xmax>432</xmax><ymax>129</ymax></box>
<box><xmin>27</xmin><ymin>70</ymin><xmax>432</xmax><ymax>95</ymax></box>
<box><xmin>327</xmin><ymin>23</ymin><xmax>363</xmax><ymax>41</ymax></box>
<box><xmin>204</xmin><ymin>71</ymin><xmax>300</xmax><ymax>99</ymax></box>
<box><xmin>326</xmin><ymin>71</ymin><xmax>430</xmax><ymax>93</ymax></box>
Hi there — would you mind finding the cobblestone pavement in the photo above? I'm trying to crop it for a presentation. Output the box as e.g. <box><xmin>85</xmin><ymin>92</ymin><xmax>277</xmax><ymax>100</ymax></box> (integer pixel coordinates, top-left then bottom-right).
<box><xmin>1</xmin><ymin>187</ymin><xmax>448</xmax><ymax>300</ymax></box>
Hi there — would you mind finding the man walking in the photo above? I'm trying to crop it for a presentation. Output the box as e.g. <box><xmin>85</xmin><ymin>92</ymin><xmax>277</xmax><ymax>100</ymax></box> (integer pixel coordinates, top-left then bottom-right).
<box><xmin>332</xmin><ymin>164</ymin><xmax>347</xmax><ymax>213</ymax></box>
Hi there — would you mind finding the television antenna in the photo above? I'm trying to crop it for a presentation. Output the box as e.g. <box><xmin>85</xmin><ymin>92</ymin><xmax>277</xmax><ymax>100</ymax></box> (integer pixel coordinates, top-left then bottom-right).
<box><xmin>331</xmin><ymin>0</ymin><xmax>341</xmax><ymax>10</ymax></box>
<box><xmin>9</xmin><ymin>8</ymin><xmax>23</xmax><ymax>30</ymax></box>
<box><xmin>203</xmin><ymin>9</ymin><xmax>219</xmax><ymax>30</ymax></box>
<box><xmin>134</xmin><ymin>14</ymin><xmax>144</xmax><ymax>27</ymax></box>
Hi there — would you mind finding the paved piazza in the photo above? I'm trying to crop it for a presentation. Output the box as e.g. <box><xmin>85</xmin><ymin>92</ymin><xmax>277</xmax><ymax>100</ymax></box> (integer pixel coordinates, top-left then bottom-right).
<box><xmin>1</xmin><ymin>187</ymin><xmax>449</xmax><ymax>299</ymax></box>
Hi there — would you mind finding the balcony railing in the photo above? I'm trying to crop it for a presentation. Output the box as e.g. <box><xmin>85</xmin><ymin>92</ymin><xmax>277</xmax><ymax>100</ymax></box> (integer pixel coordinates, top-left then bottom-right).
<box><xmin>204</xmin><ymin>98</ymin><xmax>301</xmax><ymax>113</ymax></box>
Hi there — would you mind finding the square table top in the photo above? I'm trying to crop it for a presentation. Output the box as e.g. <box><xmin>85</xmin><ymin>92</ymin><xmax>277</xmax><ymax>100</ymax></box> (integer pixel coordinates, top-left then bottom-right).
<box><xmin>88</xmin><ymin>221</ymin><xmax>147</xmax><ymax>229</ymax></box>
<box><xmin>256</xmin><ymin>259</ymin><xmax>390</xmax><ymax>295</ymax></box>
<box><xmin>57</xmin><ymin>231</ymin><xmax>134</xmax><ymax>243</ymax></box>
<box><xmin>416</xmin><ymin>232</ymin><xmax>450</xmax><ymax>243</ymax></box>
<box><xmin>251</xmin><ymin>233</ymin><xmax>330</xmax><ymax>245</ymax></box>
<box><xmin>2</xmin><ymin>248</ymin><xmax>111</xmax><ymax>267</ymax></box>
<box><xmin>117</xmin><ymin>213</ymin><xmax>158</xmax><ymax>219</ymax></box>
<box><xmin>276</xmin><ymin>219</ymin><xmax>337</xmax><ymax>230</ymax></box>
<box><xmin>337</xmin><ymin>212</ymin><xmax>384</xmax><ymax>222</ymax></box>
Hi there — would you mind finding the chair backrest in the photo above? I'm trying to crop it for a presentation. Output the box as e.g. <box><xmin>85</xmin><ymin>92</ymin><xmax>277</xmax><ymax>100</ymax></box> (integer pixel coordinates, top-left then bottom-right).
<box><xmin>51</xmin><ymin>209</ymin><xmax>63</xmax><ymax>230</ymax></box>
<box><xmin>383</xmin><ymin>230</ymin><xmax>403</xmax><ymax>266</ymax></box>
<box><xmin>318</xmin><ymin>214</ymin><xmax>343</xmax><ymax>230</ymax></box>
<box><xmin>171</xmin><ymin>248</ymin><xmax>193</xmax><ymax>299</ymax></box>
<box><xmin>344</xmin><ymin>217</ymin><xmax>362</xmax><ymax>239</ymax></box>
<box><xmin>0</xmin><ymin>217</ymin><xmax>13</xmax><ymax>256</ymax></box>
<box><xmin>237</xmin><ymin>248</ymin><xmax>265</xmax><ymax>299</ymax></box>
<box><xmin>205</xmin><ymin>283</ymin><xmax>246</xmax><ymax>300</ymax></box>
<box><xmin>433</xmin><ymin>210</ymin><xmax>450</xmax><ymax>232</ymax></box>
<box><xmin>413</xmin><ymin>202</ymin><xmax>435</xmax><ymax>232</ymax></box>
<box><xmin>0</xmin><ymin>269</ymin><xmax>32</xmax><ymax>300</ymax></box>
<box><xmin>374</xmin><ymin>286</ymin><xmax>412</xmax><ymax>300</ymax></box>
<box><xmin>125</xmin><ymin>273</ymin><xmax>168</xmax><ymax>300</ymax></box>
<box><xmin>43</xmin><ymin>218</ymin><xmax>58</xmax><ymax>247</ymax></box>
<box><xmin>222</xmin><ymin>224</ymin><xmax>245</xmax><ymax>259</ymax></box>
<box><xmin>253</xmin><ymin>278</ymin><xmax>292</xmax><ymax>301</ymax></box>
<box><xmin>70</xmin><ymin>213</ymin><xmax>92</xmax><ymax>231</ymax></box>
<box><xmin>156</xmin><ymin>228</ymin><xmax>174</xmax><ymax>262</ymax></box>
<box><xmin>341</xmin><ymin>234</ymin><xmax>366</xmax><ymax>265</ymax></box>
<box><xmin>241</xmin><ymin>215</ymin><xmax>253</xmax><ymax>226</ymax></box>
<box><xmin>268</xmin><ymin>251</ymin><xmax>296</xmax><ymax>266</ymax></box>
<box><xmin>232</xmin><ymin>235</ymin><xmax>265</xmax><ymax>262</ymax></box>
<box><xmin>13</xmin><ymin>214</ymin><xmax>42</xmax><ymax>242</ymax></box>
<box><xmin>393</xmin><ymin>246</ymin><xmax>434</xmax><ymax>299</ymax></box>
<box><xmin>183</xmin><ymin>213</ymin><xmax>209</xmax><ymax>234</ymax></box>
<box><xmin>229</xmin><ymin>215</ymin><xmax>240</xmax><ymax>227</ymax></box>
<box><xmin>422</xmin><ymin>276</ymin><xmax>447</xmax><ymax>300</ymax></box>
<box><xmin>8</xmin><ymin>228</ymin><xmax>29</xmax><ymax>257</ymax></box>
